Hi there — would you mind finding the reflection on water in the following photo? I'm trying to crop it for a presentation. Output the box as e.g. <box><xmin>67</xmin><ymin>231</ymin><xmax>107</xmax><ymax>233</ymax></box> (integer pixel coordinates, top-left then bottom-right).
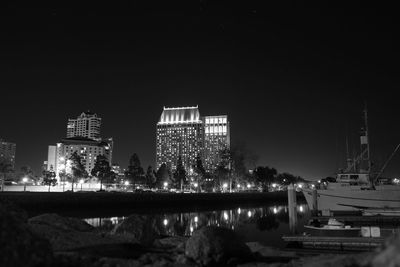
<box><xmin>84</xmin><ymin>204</ymin><xmax>309</xmax><ymax>248</ymax></box>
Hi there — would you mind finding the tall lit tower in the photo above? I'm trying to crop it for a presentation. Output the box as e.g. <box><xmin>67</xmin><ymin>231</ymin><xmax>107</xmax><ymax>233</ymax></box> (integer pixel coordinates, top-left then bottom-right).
<box><xmin>67</xmin><ymin>111</ymin><xmax>101</xmax><ymax>141</ymax></box>
<box><xmin>203</xmin><ymin>115</ymin><xmax>230</xmax><ymax>172</ymax></box>
<box><xmin>156</xmin><ymin>106</ymin><xmax>204</xmax><ymax>172</ymax></box>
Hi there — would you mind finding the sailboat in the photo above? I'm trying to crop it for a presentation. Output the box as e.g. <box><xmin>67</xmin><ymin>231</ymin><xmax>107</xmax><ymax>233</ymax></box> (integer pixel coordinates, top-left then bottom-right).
<box><xmin>302</xmin><ymin>105</ymin><xmax>400</xmax><ymax>214</ymax></box>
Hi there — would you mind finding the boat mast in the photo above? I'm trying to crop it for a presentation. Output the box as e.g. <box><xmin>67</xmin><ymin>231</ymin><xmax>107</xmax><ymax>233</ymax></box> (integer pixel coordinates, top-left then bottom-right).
<box><xmin>363</xmin><ymin>103</ymin><xmax>372</xmax><ymax>173</ymax></box>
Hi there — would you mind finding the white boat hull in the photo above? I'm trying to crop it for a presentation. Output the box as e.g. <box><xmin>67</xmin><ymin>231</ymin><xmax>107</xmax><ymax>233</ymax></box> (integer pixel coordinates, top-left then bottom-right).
<box><xmin>302</xmin><ymin>185</ymin><xmax>400</xmax><ymax>212</ymax></box>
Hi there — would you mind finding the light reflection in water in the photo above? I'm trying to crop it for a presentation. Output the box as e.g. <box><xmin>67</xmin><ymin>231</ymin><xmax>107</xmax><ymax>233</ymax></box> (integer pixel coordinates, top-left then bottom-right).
<box><xmin>84</xmin><ymin>204</ymin><xmax>309</xmax><ymax>238</ymax></box>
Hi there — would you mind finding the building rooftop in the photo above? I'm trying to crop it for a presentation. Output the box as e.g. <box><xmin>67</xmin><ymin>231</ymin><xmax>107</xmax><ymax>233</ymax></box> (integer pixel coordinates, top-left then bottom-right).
<box><xmin>158</xmin><ymin>106</ymin><xmax>201</xmax><ymax>124</ymax></box>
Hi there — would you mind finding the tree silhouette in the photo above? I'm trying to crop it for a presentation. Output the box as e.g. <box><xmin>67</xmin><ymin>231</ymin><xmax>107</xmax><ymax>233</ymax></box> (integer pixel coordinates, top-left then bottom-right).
<box><xmin>173</xmin><ymin>156</ymin><xmax>187</xmax><ymax>190</ymax></box>
<box><xmin>91</xmin><ymin>155</ymin><xmax>113</xmax><ymax>191</ymax></box>
<box><xmin>42</xmin><ymin>166</ymin><xmax>57</xmax><ymax>192</ymax></box>
<box><xmin>69</xmin><ymin>151</ymin><xmax>87</xmax><ymax>192</ymax></box>
<box><xmin>145</xmin><ymin>166</ymin><xmax>157</xmax><ymax>188</ymax></box>
<box><xmin>125</xmin><ymin>153</ymin><xmax>145</xmax><ymax>187</ymax></box>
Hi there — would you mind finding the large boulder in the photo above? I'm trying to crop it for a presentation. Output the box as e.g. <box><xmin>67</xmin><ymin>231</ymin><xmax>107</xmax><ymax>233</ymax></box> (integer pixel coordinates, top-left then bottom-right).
<box><xmin>371</xmin><ymin>234</ymin><xmax>400</xmax><ymax>267</ymax></box>
<box><xmin>29</xmin><ymin>213</ymin><xmax>94</xmax><ymax>232</ymax></box>
<box><xmin>28</xmin><ymin>213</ymin><xmax>124</xmax><ymax>251</ymax></box>
<box><xmin>0</xmin><ymin>201</ymin><xmax>53</xmax><ymax>267</ymax></box>
<box><xmin>111</xmin><ymin>215</ymin><xmax>160</xmax><ymax>246</ymax></box>
<box><xmin>185</xmin><ymin>226</ymin><xmax>252</xmax><ymax>266</ymax></box>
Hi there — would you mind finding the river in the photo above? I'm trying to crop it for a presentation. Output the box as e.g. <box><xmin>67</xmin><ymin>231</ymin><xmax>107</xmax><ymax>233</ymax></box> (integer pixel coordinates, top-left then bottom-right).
<box><xmin>82</xmin><ymin>203</ymin><xmax>310</xmax><ymax>249</ymax></box>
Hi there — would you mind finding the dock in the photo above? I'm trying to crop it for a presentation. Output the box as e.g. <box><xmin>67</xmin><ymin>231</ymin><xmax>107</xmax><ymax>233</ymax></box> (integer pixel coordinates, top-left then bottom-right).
<box><xmin>311</xmin><ymin>215</ymin><xmax>400</xmax><ymax>226</ymax></box>
<box><xmin>283</xmin><ymin>235</ymin><xmax>385</xmax><ymax>251</ymax></box>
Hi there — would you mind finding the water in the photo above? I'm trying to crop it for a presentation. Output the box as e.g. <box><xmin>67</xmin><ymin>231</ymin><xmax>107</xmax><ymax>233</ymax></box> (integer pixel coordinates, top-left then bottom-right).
<box><xmin>83</xmin><ymin>203</ymin><xmax>310</xmax><ymax>248</ymax></box>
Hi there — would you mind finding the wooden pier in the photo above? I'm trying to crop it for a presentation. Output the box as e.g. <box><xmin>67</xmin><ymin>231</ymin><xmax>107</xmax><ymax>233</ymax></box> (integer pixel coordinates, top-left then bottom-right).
<box><xmin>283</xmin><ymin>235</ymin><xmax>385</xmax><ymax>251</ymax></box>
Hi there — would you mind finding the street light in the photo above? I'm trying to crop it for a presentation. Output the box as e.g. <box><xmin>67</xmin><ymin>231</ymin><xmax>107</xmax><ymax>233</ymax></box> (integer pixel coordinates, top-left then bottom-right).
<box><xmin>79</xmin><ymin>179</ymin><xmax>84</xmax><ymax>191</ymax></box>
<box><xmin>22</xmin><ymin>177</ymin><xmax>28</xmax><ymax>192</ymax></box>
<box><xmin>223</xmin><ymin>183</ymin><xmax>228</xmax><ymax>192</ymax></box>
<box><xmin>163</xmin><ymin>182</ymin><xmax>168</xmax><ymax>189</ymax></box>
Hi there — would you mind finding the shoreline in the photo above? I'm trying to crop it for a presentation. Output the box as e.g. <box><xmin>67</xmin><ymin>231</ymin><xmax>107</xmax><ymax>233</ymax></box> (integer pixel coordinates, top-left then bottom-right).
<box><xmin>0</xmin><ymin>191</ymin><xmax>305</xmax><ymax>217</ymax></box>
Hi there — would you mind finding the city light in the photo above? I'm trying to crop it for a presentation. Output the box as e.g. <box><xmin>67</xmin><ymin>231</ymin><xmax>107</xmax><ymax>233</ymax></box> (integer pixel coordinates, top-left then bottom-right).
<box><xmin>247</xmin><ymin>211</ymin><xmax>252</xmax><ymax>218</ymax></box>
<box><xmin>237</xmin><ymin>208</ymin><xmax>241</xmax><ymax>214</ymax></box>
<box><xmin>194</xmin><ymin>216</ymin><xmax>198</xmax><ymax>223</ymax></box>
<box><xmin>273</xmin><ymin>207</ymin><xmax>278</xmax><ymax>214</ymax></box>
<box><xmin>223</xmin><ymin>211</ymin><xmax>228</xmax><ymax>221</ymax></box>
<box><xmin>163</xmin><ymin>219</ymin><xmax>168</xmax><ymax>226</ymax></box>
<box><xmin>22</xmin><ymin>177</ymin><xmax>28</xmax><ymax>183</ymax></box>
<box><xmin>272</xmin><ymin>183</ymin><xmax>277</xmax><ymax>188</ymax></box>
<box><xmin>223</xmin><ymin>183</ymin><xmax>228</xmax><ymax>189</ymax></box>
<box><xmin>163</xmin><ymin>182</ymin><xmax>168</xmax><ymax>188</ymax></box>
<box><xmin>124</xmin><ymin>181</ymin><xmax>130</xmax><ymax>186</ymax></box>
<box><xmin>194</xmin><ymin>183</ymin><xmax>198</xmax><ymax>188</ymax></box>
<box><xmin>247</xmin><ymin>183</ymin><xmax>251</xmax><ymax>188</ymax></box>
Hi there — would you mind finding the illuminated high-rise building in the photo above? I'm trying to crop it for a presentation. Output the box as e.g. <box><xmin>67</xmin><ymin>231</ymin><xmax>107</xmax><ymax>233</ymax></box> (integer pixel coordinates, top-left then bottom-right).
<box><xmin>0</xmin><ymin>138</ymin><xmax>16</xmax><ymax>169</ymax></box>
<box><xmin>156</xmin><ymin>106</ymin><xmax>230</xmax><ymax>173</ymax></box>
<box><xmin>203</xmin><ymin>115</ymin><xmax>230</xmax><ymax>172</ymax></box>
<box><xmin>67</xmin><ymin>111</ymin><xmax>101</xmax><ymax>141</ymax></box>
<box><xmin>156</xmin><ymin>106</ymin><xmax>204</xmax><ymax>172</ymax></box>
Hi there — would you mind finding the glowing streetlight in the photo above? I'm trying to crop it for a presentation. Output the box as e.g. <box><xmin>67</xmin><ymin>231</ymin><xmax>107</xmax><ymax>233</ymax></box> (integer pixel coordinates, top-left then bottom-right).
<box><xmin>22</xmin><ymin>177</ymin><xmax>28</xmax><ymax>192</ymax></box>
<box><xmin>194</xmin><ymin>216</ymin><xmax>198</xmax><ymax>223</ymax></box>
<box><xmin>79</xmin><ymin>179</ymin><xmax>84</xmax><ymax>191</ymax></box>
<box><xmin>247</xmin><ymin>183</ymin><xmax>251</xmax><ymax>189</ymax></box>
<box><xmin>194</xmin><ymin>183</ymin><xmax>198</xmax><ymax>188</ymax></box>
<box><xmin>124</xmin><ymin>180</ymin><xmax>130</xmax><ymax>186</ymax></box>
<box><xmin>163</xmin><ymin>219</ymin><xmax>168</xmax><ymax>226</ymax></box>
<box><xmin>223</xmin><ymin>183</ymin><xmax>228</xmax><ymax>191</ymax></box>
<box><xmin>163</xmin><ymin>182</ymin><xmax>168</xmax><ymax>189</ymax></box>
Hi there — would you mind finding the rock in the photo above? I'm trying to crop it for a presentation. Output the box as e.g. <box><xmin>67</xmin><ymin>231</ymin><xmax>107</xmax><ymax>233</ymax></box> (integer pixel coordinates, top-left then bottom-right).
<box><xmin>111</xmin><ymin>215</ymin><xmax>160</xmax><ymax>246</ymax></box>
<box><xmin>0</xmin><ymin>201</ymin><xmax>53</xmax><ymax>267</ymax></box>
<box><xmin>29</xmin><ymin>213</ymin><xmax>94</xmax><ymax>232</ymax></box>
<box><xmin>246</xmin><ymin>242</ymin><xmax>297</xmax><ymax>258</ymax></box>
<box><xmin>28</xmin><ymin>213</ymin><xmax>127</xmax><ymax>251</ymax></box>
<box><xmin>371</xmin><ymin>234</ymin><xmax>400</xmax><ymax>267</ymax></box>
<box><xmin>154</xmin><ymin>236</ymin><xmax>188</xmax><ymax>253</ymax></box>
<box><xmin>185</xmin><ymin>226</ymin><xmax>252</xmax><ymax>266</ymax></box>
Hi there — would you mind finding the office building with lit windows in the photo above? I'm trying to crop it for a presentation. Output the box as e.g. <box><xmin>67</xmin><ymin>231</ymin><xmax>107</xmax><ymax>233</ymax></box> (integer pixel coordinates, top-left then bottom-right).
<box><xmin>67</xmin><ymin>111</ymin><xmax>102</xmax><ymax>141</ymax></box>
<box><xmin>47</xmin><ymin>137</ymin><xmax>113</xmax><ymax>183</ymax></box>
<box><xmin>0</xmin><ymin>138</ymin><xmax>16</xmax><ymax>170</ymax></box>
<box><xmin>156</xmin><ymin>106</ymin><xmax>230</xmax><ymax>173</ymax></box>
<box><xmin>156</xmin><ymin>106</ymin><xmax>204</xmax><ymax>172</ymax></box>
<box><xmin>203</xmin><ymin>115</ymin><xmax>230</xmax><ymax>172</ymax></box>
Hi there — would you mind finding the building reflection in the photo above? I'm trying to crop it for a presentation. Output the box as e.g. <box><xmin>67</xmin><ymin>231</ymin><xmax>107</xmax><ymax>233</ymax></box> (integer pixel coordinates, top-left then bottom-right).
<box><xmin>84</xmin><ymin>204</ymin><xmax>309</xmax><ymax>236</ymax></box>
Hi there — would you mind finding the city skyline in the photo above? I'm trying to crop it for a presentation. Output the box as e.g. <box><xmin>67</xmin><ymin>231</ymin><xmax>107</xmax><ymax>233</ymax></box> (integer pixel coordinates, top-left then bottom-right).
<box><xmin>1</xmin><ymin>4</ymin><xmax>400</xmax><ymax>180</ymax></box>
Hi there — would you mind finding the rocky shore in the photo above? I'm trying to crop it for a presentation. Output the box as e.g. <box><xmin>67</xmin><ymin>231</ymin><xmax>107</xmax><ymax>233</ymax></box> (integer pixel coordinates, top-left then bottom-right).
<box><xmin>1</xmin><ymin>200</ymin><xmax>399</xmax><ymax>267</ymax></box>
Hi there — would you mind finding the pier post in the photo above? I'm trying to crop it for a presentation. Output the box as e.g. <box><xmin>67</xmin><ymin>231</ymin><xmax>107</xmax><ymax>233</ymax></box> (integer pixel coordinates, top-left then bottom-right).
<box><xmin>288</xmin><ymin>184</ymin><xmax>297</xmax><ymax>234</ymax></box>
<box><xmin>312</xmin><ymin>188</ymin><xmax>318</xmax><ymax>216</ymax></box>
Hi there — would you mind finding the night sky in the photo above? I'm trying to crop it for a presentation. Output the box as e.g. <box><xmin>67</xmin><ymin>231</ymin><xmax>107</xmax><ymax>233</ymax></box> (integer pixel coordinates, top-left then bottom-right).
<box><xmin>1</xmin><ymin>3</ymin><xmax>399</xmax><ymax>179</ymax></box>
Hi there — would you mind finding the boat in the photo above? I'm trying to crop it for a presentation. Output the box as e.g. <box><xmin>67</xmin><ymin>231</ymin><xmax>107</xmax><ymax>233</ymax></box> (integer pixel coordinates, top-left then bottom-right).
<box><xmin>303</xmin><ymin>218</ymin><xmax>361</xmax><ymax>237</ymax></box>
<box><xmin>302</xmin><ymin>105</ymin><xmax>400</xmax><ymax>213</ymax></box>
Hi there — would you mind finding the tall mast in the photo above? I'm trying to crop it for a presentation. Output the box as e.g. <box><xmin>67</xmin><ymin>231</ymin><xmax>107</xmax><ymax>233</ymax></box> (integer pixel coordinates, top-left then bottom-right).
<box><xmin>364</xmin><ymin>103</ymin><xmax>372</xmax><ymax>173</ymax></box>
<box><xmin>358</xmin><ymin>102</ymin><xmax>372</xmax><ymax>174</ymax></box>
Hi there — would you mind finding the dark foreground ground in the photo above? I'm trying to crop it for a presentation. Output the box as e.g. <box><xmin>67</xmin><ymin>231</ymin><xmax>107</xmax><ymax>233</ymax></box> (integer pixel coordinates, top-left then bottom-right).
<box><xmin>1</xmin><ymin>197</ymin><xmax>399</xmax><ymax>267</ymax></box>
<box><xmin>0</xmin><ymin>191</ymin><xmax>304</xmax><ymax>217</ymax></box>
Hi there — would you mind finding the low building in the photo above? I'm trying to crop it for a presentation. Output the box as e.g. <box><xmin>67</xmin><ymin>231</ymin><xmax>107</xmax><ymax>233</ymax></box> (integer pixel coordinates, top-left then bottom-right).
<box><xmin>47</xmin><ymin>137</ymin><xmax>113</xmax><ymax>182</ymax></box>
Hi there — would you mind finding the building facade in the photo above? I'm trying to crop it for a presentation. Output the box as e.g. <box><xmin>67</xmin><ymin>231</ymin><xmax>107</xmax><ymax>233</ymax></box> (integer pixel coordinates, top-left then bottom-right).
<box><xmin>156</xmin><ymin>106</ymin><xmax>204</xmax><ymax>172</ymax></box>
<box><xmin>47</xmin><ymin>137</ymin><xmax>113</xmax><ymax>182</ymax></box>
<box><xmin>67</xmin><ymin>111</ymin><xmax>102</xmax><ymax>141</ymax></box>
<box><xmin>156</xmin><ymin>106</ymin><xmax>230</xmax><ymax>173</ymax></box>
<box><xmin>0</xmin><ymin>138</ymin><xmax>16</xmax><ymax>169</ymax></box>
<box><xmin>203</xmin><ymin>115</ymin><xmax>230</xmax><ymax>172</ymax></box>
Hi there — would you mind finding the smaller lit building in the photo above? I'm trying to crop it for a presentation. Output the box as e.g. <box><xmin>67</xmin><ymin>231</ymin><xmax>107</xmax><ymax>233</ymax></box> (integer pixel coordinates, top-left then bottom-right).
<box><xmin>0</xmin><ymin>138</ymin><xmax>16</xmax><ymax>170</ymax></box>
<box><xmin>47</xmin><ymin>137</ymin><xmax>113</xmax><ymax>183</ymax></box>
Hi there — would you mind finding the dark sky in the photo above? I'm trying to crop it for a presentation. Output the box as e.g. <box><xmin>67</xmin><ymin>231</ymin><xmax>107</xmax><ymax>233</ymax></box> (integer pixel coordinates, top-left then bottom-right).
<box><xmin>1</xmin><ymin>2</ymin><xmax>400</xmax><ymax>179</ymax></box>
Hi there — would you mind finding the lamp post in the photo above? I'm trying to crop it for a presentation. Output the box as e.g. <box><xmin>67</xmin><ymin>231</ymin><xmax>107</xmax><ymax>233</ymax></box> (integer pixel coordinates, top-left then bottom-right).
<box><xmin>79</xmin><ymin>179</ymin><xmax>84</xmax><ymax>191</ymax></box>
<box><xmin>22</xmin><ymin>177</ymin><xmax>28</xmax><ymax>192</ymax></box>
